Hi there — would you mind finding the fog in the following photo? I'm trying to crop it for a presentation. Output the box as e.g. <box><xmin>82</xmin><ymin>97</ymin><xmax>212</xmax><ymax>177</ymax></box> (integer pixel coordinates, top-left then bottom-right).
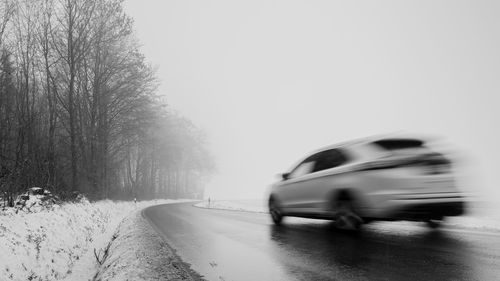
<box><xmin>124</xmin><ymin>0</ymin><xmax>500</xmax><ymax>200</ymax></box>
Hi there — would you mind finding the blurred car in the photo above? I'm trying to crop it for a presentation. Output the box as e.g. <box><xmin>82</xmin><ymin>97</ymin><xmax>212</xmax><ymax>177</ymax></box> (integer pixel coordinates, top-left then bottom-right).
<box><xmin>268</xmin><ymin>136</ymin><xmax>466</xmax><ymax>230</ymax></box>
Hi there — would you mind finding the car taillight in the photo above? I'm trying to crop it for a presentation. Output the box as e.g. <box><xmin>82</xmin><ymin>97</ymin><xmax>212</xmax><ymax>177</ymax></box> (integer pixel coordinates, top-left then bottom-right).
<box><xmin>420</xmin><ymin>162</ymin><xmax>451</xmax><ymax>175</ymax></box>
<box><xmin>359</xmin><ymin>160</ymin><xmax>404</xmax><ymax>171</ymax></box>
<box><xmin>360</xmin><ymin>153</ymin><xmax>452</xmax><ymax>174</ymax></box>
<box><xmin>418</xmin><ymin>153</ymin><xmax>452</xmax><ymax>175</ymax></box>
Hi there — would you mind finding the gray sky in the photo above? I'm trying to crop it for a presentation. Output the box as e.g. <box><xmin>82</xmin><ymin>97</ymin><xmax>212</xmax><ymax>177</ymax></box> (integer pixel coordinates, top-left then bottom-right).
<box><xmin>124</xmin><ymin>0</ymin><xmax>500</xmax><ymax>200</ymax></box>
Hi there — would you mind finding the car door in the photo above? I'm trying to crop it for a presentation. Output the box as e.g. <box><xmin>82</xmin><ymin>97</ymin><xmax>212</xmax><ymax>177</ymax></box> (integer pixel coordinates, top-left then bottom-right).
<box><xmin>276</xmin><ymin>154</ymin><xmax>318</xmax><ymax>212</ymax></box>
<box><xmin>304</xmin><ymin>149</ymin><xmax>350</xmax><ymax>213</ymax></box>
<box><xmin>277</xmin><ymin>149</ymin><xmax>350</xmax><ymax>215</ymax></box>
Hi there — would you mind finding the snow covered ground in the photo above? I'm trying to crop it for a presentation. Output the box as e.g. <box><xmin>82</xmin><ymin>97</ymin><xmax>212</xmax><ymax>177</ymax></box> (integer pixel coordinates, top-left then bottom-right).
<box><xmin>195</xmin><ymin>199</ymin><xmax>500</xmax><ymax>231</ymax></box>
<box><xmin>0</xmin><ymin>199</ymin><xmax>190</xmax><ymax>281</ymax></box>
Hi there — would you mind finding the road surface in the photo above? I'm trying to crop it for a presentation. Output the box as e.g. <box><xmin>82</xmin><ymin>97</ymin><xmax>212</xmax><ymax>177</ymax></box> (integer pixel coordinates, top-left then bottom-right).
<box><xmin>143</xmin><ymin>202</ymin><xmax>500</xmax><ymax>281</ymax></box>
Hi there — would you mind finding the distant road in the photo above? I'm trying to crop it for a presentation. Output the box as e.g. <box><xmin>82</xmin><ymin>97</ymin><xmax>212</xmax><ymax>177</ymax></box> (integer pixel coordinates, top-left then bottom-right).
<box><xmin>143</xmin><ymin>202</ymin><xmax>500</xmax><ymax>281</ymax></box>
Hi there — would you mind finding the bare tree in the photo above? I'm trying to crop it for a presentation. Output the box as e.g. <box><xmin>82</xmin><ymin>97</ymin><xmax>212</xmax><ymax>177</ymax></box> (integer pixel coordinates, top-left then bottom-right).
<box><xmin>0</xmin><ymin>0</ymin><xmax>213</xmax><ymax>201</ymax></box>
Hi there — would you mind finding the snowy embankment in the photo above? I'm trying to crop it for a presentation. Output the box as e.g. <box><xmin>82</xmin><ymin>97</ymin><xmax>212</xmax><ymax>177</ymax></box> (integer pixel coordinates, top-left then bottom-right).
<box><xmin>94</xmin><ymin>208</ymin><xmax>203</xmax><ymax>281</ymax></box>
<box><xmin>0</xmin><ymin>199</ymin><xmax>194</xmax><ymax>281</ymax></box>
<box><xmin>195</xmin><ymin>199</ymin><xmax>500</xmax><ymax>232</ymax></box>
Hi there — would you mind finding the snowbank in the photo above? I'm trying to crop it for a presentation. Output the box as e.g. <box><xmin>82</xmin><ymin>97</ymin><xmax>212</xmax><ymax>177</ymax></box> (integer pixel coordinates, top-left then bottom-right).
<box><xmin>0</xmin><ymin>199</ymin><xmax>188</xmax><ymax>281</ymax></box>
<box><xmin>94</xmin><ymin>208</ymin><xmax>204</xmax><ymax>281</ymax></box>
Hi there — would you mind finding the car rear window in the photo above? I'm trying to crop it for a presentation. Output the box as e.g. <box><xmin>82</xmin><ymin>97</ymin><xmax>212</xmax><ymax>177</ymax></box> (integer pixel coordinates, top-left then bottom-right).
<box><xmin>372</xmin><ymin>139</ymin><xmax>425</xmax><ymax>150</ymax></box>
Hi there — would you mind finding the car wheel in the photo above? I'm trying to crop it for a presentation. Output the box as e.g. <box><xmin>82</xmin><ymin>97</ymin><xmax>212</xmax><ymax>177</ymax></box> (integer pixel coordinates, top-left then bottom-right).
<box><xmin>269</xmin><ymin>199</ymin><xmax>283</xmax><ymax>225</ymax></box>
<box><xmin>333</xmin><ymin>197</ymin><xmax>363</xmax><ymax>231</ymax></box>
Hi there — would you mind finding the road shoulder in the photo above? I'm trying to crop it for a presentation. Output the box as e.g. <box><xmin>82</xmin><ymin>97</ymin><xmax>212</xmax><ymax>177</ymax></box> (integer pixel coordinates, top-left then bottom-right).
<box><xmin>94</xmin><ymin>205</ymin><xmax>205</xmax><ymax>281</ymax></box>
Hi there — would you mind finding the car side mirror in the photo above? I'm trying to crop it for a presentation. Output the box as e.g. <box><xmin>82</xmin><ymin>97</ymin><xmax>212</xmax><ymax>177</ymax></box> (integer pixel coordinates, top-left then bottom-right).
<box><xmin>281</xmin><ymin>173</ymin><xmax>290</xmax><ymax>181</ymax></box>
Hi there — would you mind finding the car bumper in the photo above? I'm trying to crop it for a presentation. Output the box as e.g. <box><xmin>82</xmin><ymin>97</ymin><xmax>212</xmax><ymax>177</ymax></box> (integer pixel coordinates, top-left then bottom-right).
<box><xmin>387</xmin><ymin>200</ymin><xmax>465</xmax><ymax>221</ymax></box>
<box><xmin>362</xmin><ymin>191</ymin><xmax>467</xmax><ymax>220</ymax></box>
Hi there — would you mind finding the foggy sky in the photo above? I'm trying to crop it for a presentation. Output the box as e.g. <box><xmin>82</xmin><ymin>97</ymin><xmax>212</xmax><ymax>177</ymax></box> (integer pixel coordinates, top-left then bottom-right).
<box><xmin>124</xmin><ymin>0</ymin><xmax>500</xmax><ymax>200</ymax></box>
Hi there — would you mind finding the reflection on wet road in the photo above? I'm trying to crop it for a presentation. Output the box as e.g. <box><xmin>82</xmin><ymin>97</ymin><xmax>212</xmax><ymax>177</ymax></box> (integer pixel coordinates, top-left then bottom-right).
<box><xmin>143</xmin><ymin>203</ymin><xmax>500</xmax><ymax>281</ymax></box>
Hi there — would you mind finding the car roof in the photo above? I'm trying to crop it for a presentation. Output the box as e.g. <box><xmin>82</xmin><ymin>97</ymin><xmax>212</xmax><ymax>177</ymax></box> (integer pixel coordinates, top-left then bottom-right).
<box><xmin>284</xmin><ymin>133</ymin><xmax>434</xmax><ymax>172</ymax></box>
<box><xmin>316</xmin><ymin>133</ymin><xmax>432</xmax><ymax>152</ymax></box>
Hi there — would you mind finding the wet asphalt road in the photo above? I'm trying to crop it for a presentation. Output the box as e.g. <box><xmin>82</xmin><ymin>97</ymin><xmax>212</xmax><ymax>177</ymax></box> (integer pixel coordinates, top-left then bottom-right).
<box><xmin>143</xmin><ymin>202</ymin><xmax>500</xmax><ymax>281</ymax></box>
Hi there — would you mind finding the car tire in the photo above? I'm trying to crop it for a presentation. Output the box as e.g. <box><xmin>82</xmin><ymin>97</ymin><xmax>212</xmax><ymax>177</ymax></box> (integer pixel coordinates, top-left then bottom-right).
<box><xmin>269</xmin><ymin>198</ymin><xmax>283</xmax><ymax>225</ymax></box>
<box><xmin>333</xmin><ymin>196</ymin><xmax>363</xmax><ymax>231</ymax></box>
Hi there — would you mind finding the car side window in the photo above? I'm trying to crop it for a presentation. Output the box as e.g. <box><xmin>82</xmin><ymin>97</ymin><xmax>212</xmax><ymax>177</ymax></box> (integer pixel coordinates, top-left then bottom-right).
<box><xmin>312</xmin><ymin>149</ymin><xmax>348</xmax><ymax>173</ymax></box>
<box><xmin>288</xmin><ymin>160</ymin><xmax>315</xmax><ymax>179</ymax></box>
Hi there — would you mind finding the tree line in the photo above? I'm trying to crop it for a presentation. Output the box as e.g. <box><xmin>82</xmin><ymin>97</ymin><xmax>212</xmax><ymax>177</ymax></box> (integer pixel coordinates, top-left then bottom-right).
<box><xmin>0</xmin><ymin>0</ymin><xmax>214</xmax><ymax>204</ymax></box>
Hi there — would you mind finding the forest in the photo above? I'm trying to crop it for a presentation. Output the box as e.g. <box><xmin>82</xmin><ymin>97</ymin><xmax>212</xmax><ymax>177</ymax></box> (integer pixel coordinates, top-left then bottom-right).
<box><xmin>0</xmin><ymin>0</ymin><xmax>214</xmax><ymax>203</ymax></box>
